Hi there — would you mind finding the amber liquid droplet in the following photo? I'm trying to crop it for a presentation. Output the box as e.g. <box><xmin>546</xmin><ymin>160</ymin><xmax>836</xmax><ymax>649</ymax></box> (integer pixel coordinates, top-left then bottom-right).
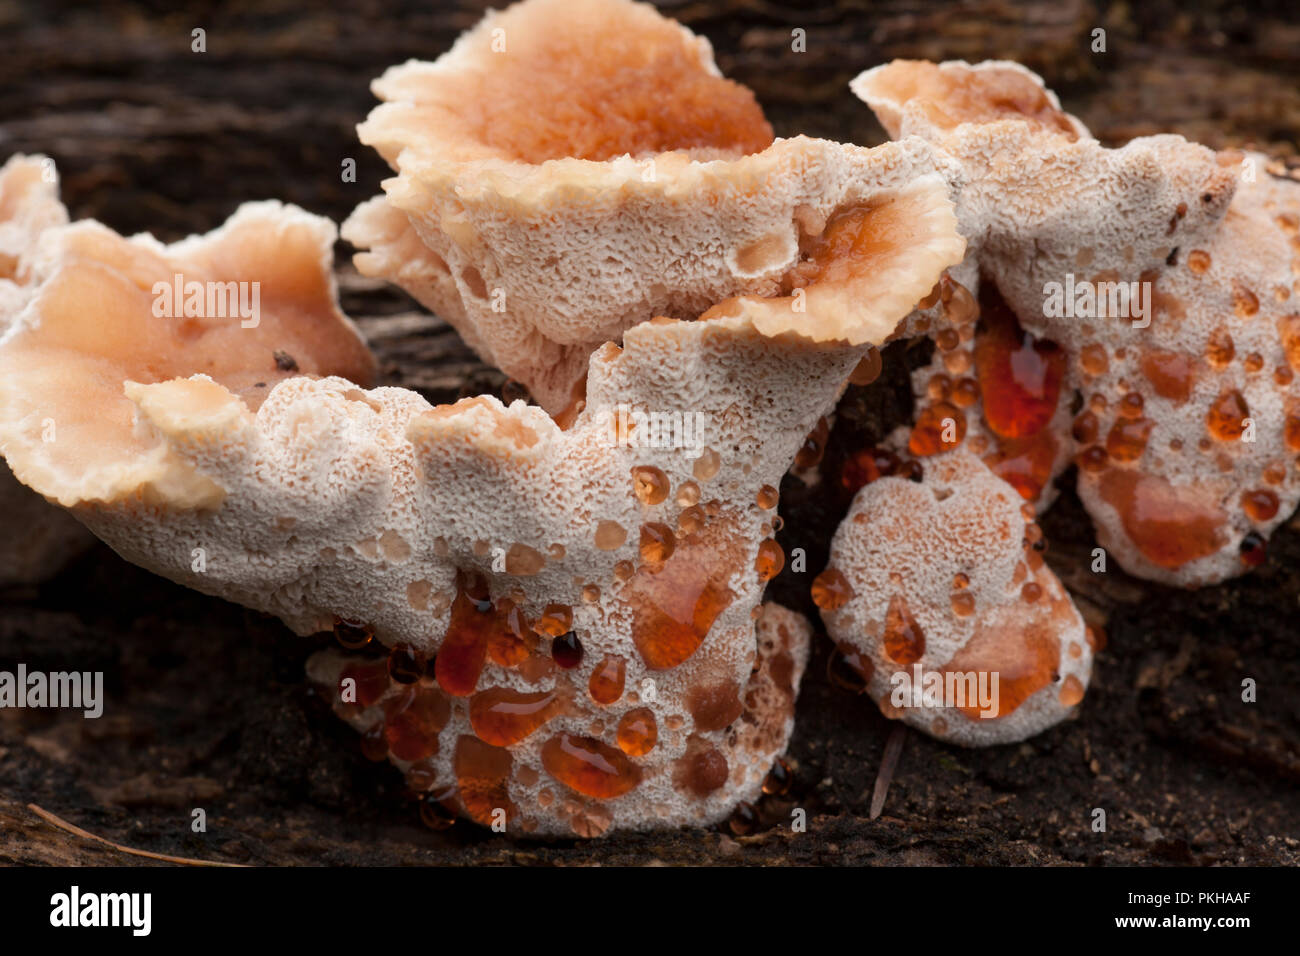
<box><xmin>762</xmin><ymin>758</ymin><xmax>793</xmax><ymax>796</ymax></box>
<box><xmin>433</xmin><ymin>576</ymin><xmax>501</xmax><ymax>697</ymax></box>
<box><xmin>909</xmin><ymin>401</ymin><xmax>966</xmax><ymax>456</ymax></box>
<box><xmin>542</xmin><ymin>733</ymin><xmax>642</xmax><ymax>798</ymax></box>
<box><xmin>616</xmin><ymin>707</ymin><xmax>658</xmax><ymax>756</ymax></box>
<box><xmin>1140</xmin><ymin>349</ymin><xmax>1193</xmax><ymax>402</ymax></box>
<box><xmin>986</xmin><ymin>429</ymin><xmax>1057</xmax><ymax>500</ymax></box>
<box><xmin>626</xmin><ymin>523</ymin><xmax>736</xmax><ymax>670</ymax></box>
<box><xmin>728</xmin><ymin>802</ymin><xmax>760</xmax><ymax>836</ymax></box>
<box><xmin>360</xmin><ymin>722</ymin><xmax>388</xmax><ymax>761</ymax></box>
<box><xmin>333</xmin><ymin>617</ymin><xmax>374</xmax><ymax>650</ymax></box>
<box><xmin>1058</xmin><ymin>675</ymin><xmax>1085</xmax><ymax>708</ymax></box>
<box><xmin>1072</xmin><ymin>412</ymin><xmax>1099</xmax><ymax>444</ymax></box>
<box><xmin>551</xmin><ymin>632</ymin><xmax>584</xmax><ymax>669</ymax></box>
<box><xmin>340</xmin><ymin>658</ymin><xmax>390</xmax><ymax>711</ymax></box>
<box><xmin>827</xmin><ymin>643</ymin><xmax>873</xmax><ymax>692</ymax></box>
<box><xmin>454</xmin><ymin>735</ymin><xmax>514</xmax><ymax>826</ymax></box>
<box><xmin>1118</xmin><ymin>392</ymin><xmax>1145</xmax><ymax>419</ymax></box>
<box><xmin>693</xmin><ymin>448</ymin><xmax>721</xmax><ymax>481</ymax></box>
<box><xmin>950</xmin><ymin>591</ymin><xmax>976</xmax><ymax>617</ymax></box>
<box><xmin>469</xmin><ymin>687</ymin><xmax>560</xmax><ymax>746</ymax></box>
<box><xmin>1239</xmin><ymin>531</ymin><xmax>1267</xmax><ymax>567</ymax></box>
<box><xmin>385</xmin><ymin>685</ymin><xmax>452</xmax><ymax>762</ymax></box>
<box><xmin>387</xmin><ymin>643</ymin><xmax>425</xmax><ymax>684</ymax></box>
<box><xmin>883</xmin><ymin>593</ymin><xmax>926</xmax><ymax>666</ymax></box>
<box><xmin>594</xmin><ymin>519</ymin><xmax>627</xmax><ymax>551</ymax></box>
<box><xmin>1205</xmin><ymin>328</ymin><xmax>1235</xmax><ymax>368</ymax></box>
<box><xmin>1105</xmin><ymin>418</ymin><xmax>1154</xmax><ymax>463</ymax></box>
<box><xmin>1098</xmin><ymin>469</ymin><xmax>1226</xmax><ymax>569</ymax></box>
<box><xmin>974</xmin><ymin>281</ymin><xmax>1064</xmax><ymax>439</ymax></box>
<box><xmin>631</xmin><ymin>465</ymin><xmax>670</xmax><ymax>505</ymax></box>
<box><xmin>639</xmin><ymin>521</ymin><xmax>676</xmax><ymax>564</ymax></box>
<box><xmin>811</xmin><ymin>568</ymin><xmax>854</xmax><ymax>611</ymax></box>
<box><xmin>1187</xmin><ymin>249</ymin><xmax>1211</xmax><ymax>274</ymax></box>
<box><xmin>952</xmin><ymin>377</ymin><xmax>980</xmax><ymax>407</ymax></box>
<box><xmin>532</xmin><ymin>603</ymin><xmax>573</xmax><ymax>638</ymax></box>
<box><xmin>755</xmin><ymin>539</ymin><xmax>784</xmax><ymax>582</ymax></box>
<box><xmin>419</xmin><ymin>789</ymin><xmax>457</xmax><ymax>831</ymax></box>
<box><xmin>838</xmin><ymin>447</ymin><xmax>899</xmax><ymax>498</ymax></box>
<box><xmin>849</xmin><ymin>346</ymin><xmax>882</xmax><ymax>386</ymax></box>
<box><xmin>1206</xmin><ymin>390</ymin><xmax>1249</xmax><ymax>441</ymax></box>
<box><xmin>794</xmin><ymin>417</ymin><xmax>830</xmax><ymax>469</ymax></box>
<box><xmin>756</xmin><ymin>484</ymin><xmax>779</xmax><ymax>509</ymax></box>
<box><xmin>941</xmin><ymin>275</ymin><xmax>979</xmax><ymax>324</ymax></box>
<box><xmin>1242</xmin><ymin>488</ymin><xmax>1280</xmax><ymax>522</ymax></box>
<box><xmin>1078</xmin><ymin>445</ymin><xmax>1109</xmax><ymax>473</ymax></box>
<box><xmin>1020</xmin><ymin>581</ymin><xmax>1043</xmax><ymax>603</ymax></box>
<box><xmin>1078</xmin><ymin>343</ymin><xmax>1109</xmax><ymax>376</ymax></box>
<box><xmin>588</xmin><ymin>656</ymin><xmax>626</xmax><ymax>704</ymax></box>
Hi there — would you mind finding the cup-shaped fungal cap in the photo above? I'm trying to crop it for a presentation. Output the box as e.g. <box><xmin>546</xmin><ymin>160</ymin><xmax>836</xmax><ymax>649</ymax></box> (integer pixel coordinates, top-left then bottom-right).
<box><xmin>820</xmin><ymin>450</ymin><xmax>1092</xmax><ymax>746</ymax></box>
<box><xmin>344</xmin><ymin>0</ymin><xmax>966</xmax><ymax>411</ymax></box>
<box><xmin>853</xmin><ymin>59</ymin><xmax>1300</xmax><ymax>586</ymax></box>
<box><xmin>0</xmin><ymin>198</ymin><xmax>375</xmax><ymax>508</ymax></box>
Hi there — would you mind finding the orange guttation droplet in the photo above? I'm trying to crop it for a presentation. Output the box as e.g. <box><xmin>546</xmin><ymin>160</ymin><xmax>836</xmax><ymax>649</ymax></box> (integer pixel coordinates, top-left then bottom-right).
<box><xmin>883</xmin><ymin>593</ymin><xmax>926</xmax><ymax>666</ymax></box>
<box><xmin>811</xmin><ymin>567</ymin><xmax>854</xmax><ymax>611</ymax></box>
<box><xmin>1078</xmin><ymin>444</ymin><xmax>1109</xmax><ymax>473</ymax></box>
<box><xmin>1242</xmin><ymin>488</ymin><xmax>1280</xmax><ymax>523</ymax></box>
<box><xmin>1098</xmin><ymin>469</ymin><xmax>1227</xmax><ymax>569</ymax></box>
<box><xmin>909</xmin><ymin>402</ymin><xmax>966</xmax><ymax>456</ymax></box>
<box><xmin>838</xmin><ymin>447</ymin><xmax>899</xmax><ymax>497</ymax></box>
<box><xmin>1105</xmin><ymin>418</ymin><xmax>1154</xmax><ymax>463</ymax></box>
<box><xmin>487</xmin><ymin>601</ymin><xmax>531</xmax><ymax>667</ymax></box>
<box><xmin>340</xmin><ymin>658</ymin><xmax>390</xmax><ymax>711</ymax></box>
<box><xmin>384</xmin><ymin>685</ymin><xmax>452</xmax><ymax>762</ymax></box>
<box><xmin>333</xmin><ymin>617</ymin><xmax>374</xmax><ymax>650</ymax></box>
<box><xmin>985</xmin><ymin>429</ymin><xmax>1058</xmax><ymax>501</ymax></box>
<box><xmin>756</xmin><ymin>484</ymin><xmax>779</xmax><ymax>509</ymax></box>
<box><xmin>795</xmin><ymin>417</ymin><xmax>830</xmax><ymax>469</ymax></box>
<box><xmin>1206</xmin><ymin>390</ymin><xmax>1250</xmax><ymax>441</ymax></box>
<box><xmin>1118</xmin><ymin>392</ymin><xmax>1145</xmax><ymax>419</ymax></box>
<box><xmin>1187</xmin><ymin>249</ymin><xmax>1212</xmax><ymax>274</ymax></box>
<box><xmin>755</xmin><ymin>539</ymin><xmax>784</xmax><ymax>581</ymax></box>
<box><xmin>1205</xmin><ymin>328</ymin><xmax>1235</xmax><ymax>368</ymax></box>
<box><xmin>588</xmin><ymin>656</ymin><xmax>626</xmax><ymax>705</ymax></box>
<box><xmin>639</xmin><ymin>521</ymin><xmax>676</xmax><ymax>564</ymax></box>
<box><xmin>434</xmin><ymin>574</ymin><xmax>501</xmax><ymax>697</ymax></box>
<box><xmin>631</xmin><ymin>465</ymin><xmax>670</xmax><ymax>505</ymax></box>
<box><xmin>950</xmin><ymin>591</ymin><xmax>975</xmax><ymax>616</ymax></box>
<box><xmin>941</xmin><ymin>274</ymin><xmax>979</xmax><ymax>324</ymax></box>
<box><xmin>728</xmin><ymin>802</ymin><xmax>760</xmax><ymax>836</ymax></box>
<box><xmin>419</xmin><ymin>789</ymin><xmax>458</xmax><ymax>831</ymax></box>
<box><xmin>676</xmin><ymin>736</ymin><xmax>729</xmax><ymax>797</ymax></box>
<box><xmin>616</xmin><ymin>707</ymin><xmax>659</xmax><ymax>756</ymax></box>
<box><xmin>1072</xmin><ymin>411</ymin><xmax>1099</xmax><ymax>444</ymax></box>
<box><xmin>827</xmin><ymin>642</ymin><xmax>874</xmax><ymax>692</ymax></box>
<box><xmin>454</xmin><ymin>735</ymin><xmax>515</xmax><ymax>826</ymax></box>
<box><xmin>1239</xmin><ymin>531</ymin><xmax>1267</xmax><ymax>567</ymax></box>
<box><xmin>1286</xmin><ymin>415</ymin><xmax>1300</xmax><ymax>452</ymax></box>
<box><xmin>388</xmin><ymin>643</ymin><xmax>425</xmax><ymax>684</ymax></box>
<box><xmin>1279</xmin><ymin>315</ymin><xmax>1300</xmax><ymax>370</ymax></box>
<box><xmin>973</xmin><ymin>281</ymin><xmax>1065</xmax><ymax>439</ymax></box>
<box><xmin>532</xmin><ymin>603</ymin><xmax>573</xmax><ymax>638</ymax></box>
<box><xmin>542</xmin><ymin>733</ymin><xmax>642</xmax><ymax>799</ymax></box>
<box><xmin>625</xmin><ymin>523</ymin><xmax>737</xmax><ymax>670</ymax></box>
<box><xmin>1079</xmin><ymin>343</ymin><xmax>1109</xmax><ymax>376</ymax></box>
<box><xmin>1058</xmin><ymin>675</ymin><xmax>1086</xmax><ymax>708</ymax></box>
<box><xmin>551</xmin><ymin>631</ymin><xmax>583</xmax><ymax>669</ymax></box>
<box><xmin>945</xmin><ymin>621</ymin><xmax>1059</xmax><ymax>720</ymax></box>
<box><xmin>469</xmin><ymin>687</ymin><xmax>561</xmax><ymax>747</ymax></box>
<box><xmin>762</xmin><ymin>758</ymin><xmax>793</xmax><ymax>796</ymax></box>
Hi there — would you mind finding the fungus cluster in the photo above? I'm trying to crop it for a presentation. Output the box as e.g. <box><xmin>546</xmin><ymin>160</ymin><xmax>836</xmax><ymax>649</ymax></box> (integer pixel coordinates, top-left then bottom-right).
<box><xmin>1</xmin><ymin>0</ymin><xmax>1296</xmax><ymax>837</ymax></box>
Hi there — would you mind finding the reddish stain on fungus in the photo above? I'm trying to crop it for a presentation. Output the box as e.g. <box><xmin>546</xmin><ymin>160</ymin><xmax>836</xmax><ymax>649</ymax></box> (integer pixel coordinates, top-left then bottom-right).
<box><xmin>688</xmin><ymin>680</ymin><xmax>744</xmax><ymax>731</ymax></box>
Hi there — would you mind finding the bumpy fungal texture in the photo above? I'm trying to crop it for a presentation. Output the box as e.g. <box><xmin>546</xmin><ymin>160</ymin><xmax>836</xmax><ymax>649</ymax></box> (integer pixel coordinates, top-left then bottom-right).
<box><xmin>344</xmin><ymin>0</ymin><xmax>966</xmax><ymax>411</ymax></box>
<box><xmin>0</xmin><ymin>196</ymin><xmax>376</xmax><ymax>508</ymax></box>
<box><xmin>854</xmin><ymin>59</ymin><xmax>1300</xmax><ymax>586</ymax></box>
<box><xmin>308</xmin><ymin>603</ymin><xmax>809</xmax><ymax>836</ymax></box>
<box><xmin>0</xmin><ymin>155</ymin><xmax>95</xmax><ymax>584</ymax></box>
<box><xmin>818</xmin><ymin>450</ymin><xmax>1092</xmax><ymax>746</ymax></box>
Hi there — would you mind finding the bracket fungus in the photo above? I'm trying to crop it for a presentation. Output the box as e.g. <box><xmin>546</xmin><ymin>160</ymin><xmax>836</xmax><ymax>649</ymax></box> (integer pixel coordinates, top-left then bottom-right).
<box><xmin>344</xmin><ymin>0</ymin><xmax>966</xmax><ymax>412</ymax></box>
<box><xmin>851</xmin><ymin>59</ymin><xmax>1300</xmax><ymax>587</ymax></box>
<box><xmin>816</xmin><ymin>450</ymin><xmax>1092</xmax><ymax>746</ymax></box>
<box><xmin>0</xmin><ymin>155</ymin><xmax>95</xmax><ymax>583</ymax></box>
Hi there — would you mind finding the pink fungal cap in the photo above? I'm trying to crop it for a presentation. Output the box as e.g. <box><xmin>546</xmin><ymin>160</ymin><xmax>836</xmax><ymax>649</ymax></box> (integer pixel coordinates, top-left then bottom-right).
<box><xmin>344</xmin><ymin>0</ymin><xmax>966</xmax><ymax>412</ymax></box>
